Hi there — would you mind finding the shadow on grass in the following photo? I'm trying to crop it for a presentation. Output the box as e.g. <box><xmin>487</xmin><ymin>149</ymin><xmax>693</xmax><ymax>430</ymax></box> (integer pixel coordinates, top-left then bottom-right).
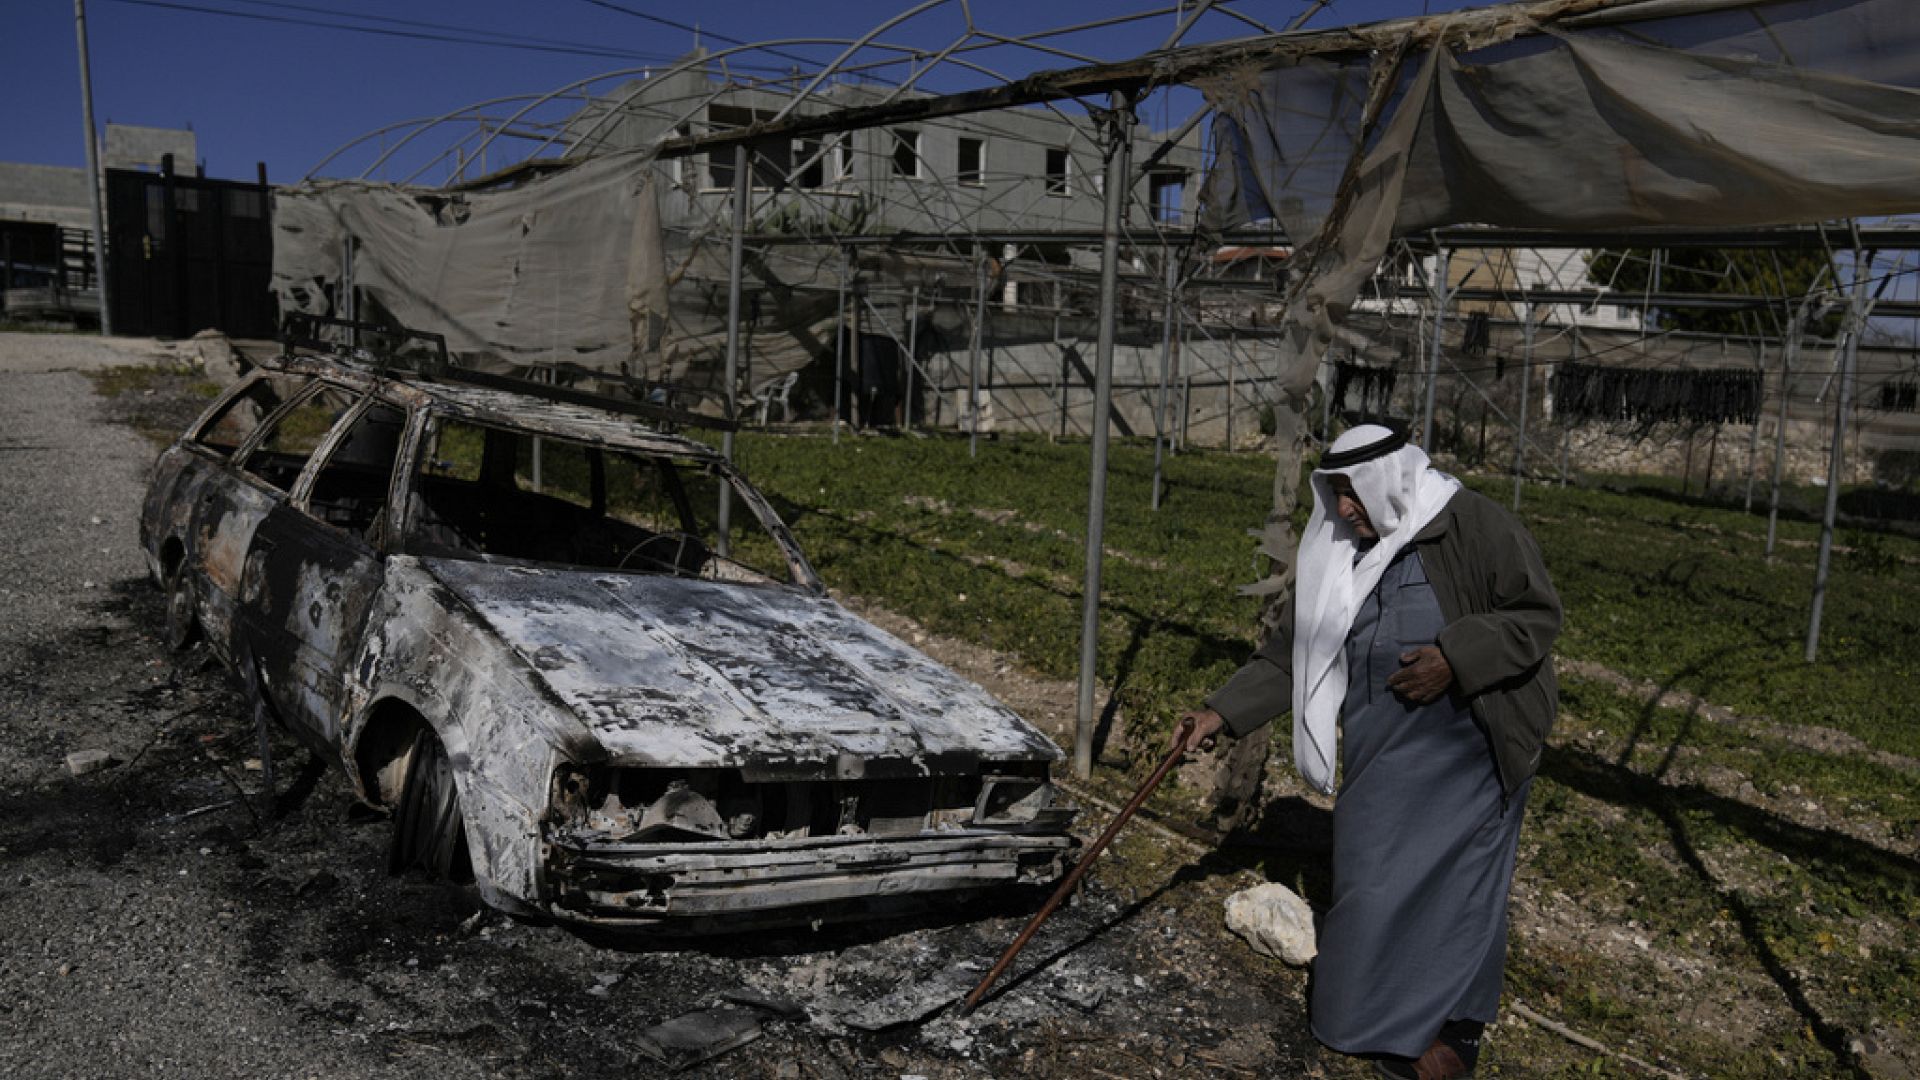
<box><xmin>1574</xmin><ymin>632</ymin><xmax>1917</xmax><ymax>1077</ymax></box>
<box><xmin>1543</xmin><ymin>744</ymin><xmax>1913</xmax><ymax>1080</ymax></box>
<box><xmin>1592</xmin><ymin>476</ymin><xmax>1920</xmax><ymax>535</ymax></box>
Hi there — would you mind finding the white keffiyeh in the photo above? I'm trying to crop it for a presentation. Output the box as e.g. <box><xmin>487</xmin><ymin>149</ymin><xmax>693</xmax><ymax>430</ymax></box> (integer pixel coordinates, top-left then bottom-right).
<box><xmin>1291</xmin><ymin>426</ymin><xmax>1461</xmax><ymax>794</ymax></box>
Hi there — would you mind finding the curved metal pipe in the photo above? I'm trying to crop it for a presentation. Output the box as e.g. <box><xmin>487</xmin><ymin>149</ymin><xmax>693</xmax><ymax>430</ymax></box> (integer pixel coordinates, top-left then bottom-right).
<box><xmin>773</xmin><ymin>0</ymin><xmax>955</xmax><ymax>123</ymax></box>
<box><xmin>305</xmin><ymin>94</ymin><xmax>550</xmax><ymax>181</ymax></box>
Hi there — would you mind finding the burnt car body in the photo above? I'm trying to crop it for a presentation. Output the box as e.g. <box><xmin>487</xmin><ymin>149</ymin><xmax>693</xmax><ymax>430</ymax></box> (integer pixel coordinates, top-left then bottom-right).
<box><xmin>140</xmin><ymin>348</ymin><xmax>1075</xmax><ymax>927</ymax></box>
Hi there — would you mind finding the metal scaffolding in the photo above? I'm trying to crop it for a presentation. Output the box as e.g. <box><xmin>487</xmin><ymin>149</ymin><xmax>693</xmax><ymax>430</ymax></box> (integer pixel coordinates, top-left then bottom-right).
<box><xmin>294</xmin><ymin>0</ymin><xmax>1920</xmax><ymax>761</ymax></box>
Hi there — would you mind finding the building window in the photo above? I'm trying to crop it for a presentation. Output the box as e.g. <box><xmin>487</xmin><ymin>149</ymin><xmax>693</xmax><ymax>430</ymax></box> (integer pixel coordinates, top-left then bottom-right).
<box><xmin>832</xmin><ymin>135</ymin><xmax>856</xmax><ymax>183</ymax></box>
<box><xmin>796</xmin><ymin>137</ymin><xmax>825</xmax><ymax>189</ymax></box>
<box><xmin>706</xmin><ymin>105</ymin><xmax>791</xmax><ymax>189</ymax></box>
<box><xmin>890</xmin><ymin>128</ymin><xmax>922</xmax><ymax>179</ymax></box>
<box><xmin>1149</xmin><ymin>171</ymin><xmax>1186</xmax><ymax>224</ymax></box>
<box><xmin>957</xmin><ymin>137</ymin><xmax>985</xmax><ymax>186</ymax></box>
<box><xmin>1045</xmin><ymin>147</ymin><xmax>1071</xmax><ymax>196</ymax></box>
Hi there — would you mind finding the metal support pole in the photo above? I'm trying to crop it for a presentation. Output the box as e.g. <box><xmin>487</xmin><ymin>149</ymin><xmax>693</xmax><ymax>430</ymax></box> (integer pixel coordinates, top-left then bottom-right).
<box><xmin>1167</xmin><ymin>320</ymin><xmax>1182</xmax><ymax>451</ymax></box>
<box><xmin>1766</xmin><ymin>317</ymin><xmax>1802</xmax><ymax>558</ymax></box>
<box><xmin>1322</xmin><ymin>353</ymin><xmax>1336</xmax><ymax>443</ymax></box>
<box><xmin>969</xmin><ymin>251</ymin><xmax>987</xmax><ymax>458</ymax></box>
<box><xmin>1054</xmin><ymin>282</ymin><xmax>1068</xmax><ymax>439</ymax></box>
<box><xmin>1151</xmin><ymin>253</ymin><xmax>1177</xmax><ymax>510</ymax></box>
<box><xmin>1807</xmin><ymin>250</ymin><xmax>1870</xmax><ymax>663</ymax></box>
<box><xmin>73</xmin><ymin>0</ymin><xmax>112</xmax><ymax>335</ymax></box>
<box><xmin>904</xmin><ymin>285</ymin><xmax>919</xmax><ymax>432</ymax></box>
<box><xmin>1074</xmin><ymin>97</ymin><xmax>1133</xmax><ymax>780</ymax></box>
<box><xmin>1420</xmin><ymin>249</ymin><xmax>1451</xmax><ymax>448</ymax></box>
<box><xmin>1226</xmin><ymin>334</ymin><xmax>1238</xmax><ymax>450</ymax></box>
<box><xmin>166</xmin><ymin>155</ymin><xmax>188</xmax><ymax>339</ymax></box>
<box><xmin>717</xmin><ymin>144</ymin><xmax>749</xmax><ymax>559</ymax></box>
<box><xmin>832</xmin><ymin>247</ymin><xmax>848</xmax><ymax>445</ymax></box>
<box><xmin>1562</xmin><ymin>323</ymin><xmax>1579</xmax><ymax>487</ymax></box>
<box><xmin>339</xmin><ymin>236</ymin><xmax>355</xmax><ymax>325</ymax></box>
<box><xmin>1512</xmin><ymin>302</ymin><xmax>1533</xmax><ymax>511</ymax></box>
<box><xmin>1744</xmin><ymin>341</ymin><xmax>1765</xmax><ymax>512</ymax></box>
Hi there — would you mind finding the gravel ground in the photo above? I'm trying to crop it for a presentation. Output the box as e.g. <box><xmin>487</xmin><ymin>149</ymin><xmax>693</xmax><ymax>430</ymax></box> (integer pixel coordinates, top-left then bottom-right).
<box><xmin>0</xmin><ymin>333</ymin><xmax>1326</xmax><ymax>1080</ymax></box>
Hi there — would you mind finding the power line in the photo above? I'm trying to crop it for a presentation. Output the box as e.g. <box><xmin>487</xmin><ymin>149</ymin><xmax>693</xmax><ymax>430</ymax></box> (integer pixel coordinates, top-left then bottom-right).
<box><xmin>220</xmin><ymin>0</ymin><xmax>650</xmax><ymax>53</ymax></box>
<box><xmin>99</xmin><ymin>0</ymin><xmax>792</xmax><ymax>70</ymax></box>
<box><xmin>573</xmin><ymin>0</ymin><xmax>825</xmax><ymax>72</ymax></box>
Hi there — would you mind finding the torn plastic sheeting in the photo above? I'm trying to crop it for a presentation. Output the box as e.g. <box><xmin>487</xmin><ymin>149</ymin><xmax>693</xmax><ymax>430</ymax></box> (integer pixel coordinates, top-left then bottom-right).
<box><xmin>1204</xmin><ymin>0</ymin><xmax>1920</xmax><ymax>242</ymax></box>
<box><xmin>272</xmin><ymin>149</ymin><xmax>668</xmax><ymax>376</ymax></box>
<box><xmin>1195</xmin><ymin>0</ymin><xmax>1920</xmax><ymax>593</ymax></box>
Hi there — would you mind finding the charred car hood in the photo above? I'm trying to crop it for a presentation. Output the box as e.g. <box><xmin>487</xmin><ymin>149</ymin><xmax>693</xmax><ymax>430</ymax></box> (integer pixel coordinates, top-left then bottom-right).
<box><xmin>420</xmin><ymin>559</ymin><xmax>1059</xmax><ymax>776</ymax></box>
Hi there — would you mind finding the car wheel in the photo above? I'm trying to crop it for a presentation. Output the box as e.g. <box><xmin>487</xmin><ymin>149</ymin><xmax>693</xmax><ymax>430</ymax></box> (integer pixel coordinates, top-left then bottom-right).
<box><xmin>387</xmin><ymin>728</ymin><xmax>474</xmax><ymax>882</ymax></box>
<box><xmin>163</xmin><ymin>561</ymin><xmax>200</xmax><ymax>651</ymax></box>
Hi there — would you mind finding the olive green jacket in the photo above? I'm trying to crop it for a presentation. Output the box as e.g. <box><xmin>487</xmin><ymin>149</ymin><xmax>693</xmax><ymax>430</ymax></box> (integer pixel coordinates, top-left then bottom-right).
<box><xmin>1206</xmin><ymin>488</ymin><xmax>1562</xmax><ymax>797</ymax></box>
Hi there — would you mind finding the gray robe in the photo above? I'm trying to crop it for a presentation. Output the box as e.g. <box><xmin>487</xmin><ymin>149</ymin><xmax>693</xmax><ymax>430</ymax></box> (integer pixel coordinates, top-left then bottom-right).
<box><xmin>1310</xmin><ymin>549</ymin><xmax>1530</xmax><ymax>1057</ymax></box>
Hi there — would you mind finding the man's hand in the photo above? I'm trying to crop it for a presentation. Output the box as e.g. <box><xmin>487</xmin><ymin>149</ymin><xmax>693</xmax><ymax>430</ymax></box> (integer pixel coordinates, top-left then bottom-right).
<box><xmin>1388</xmin><ymin>645</ymin><xmax>1453</xmax><ymax>704</ymax></box>
<box><xmin>1170</xmin><ymin>709</ymin><xmax>1227</xmax><ymax>757</ymax></box>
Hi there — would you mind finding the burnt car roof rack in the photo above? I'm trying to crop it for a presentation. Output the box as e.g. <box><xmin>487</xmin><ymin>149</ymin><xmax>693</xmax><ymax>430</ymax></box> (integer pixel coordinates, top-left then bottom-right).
<box><xmin>279</xmin><ymin>313</ymin><xmax>738</xmax><ymax>434</ymax></box>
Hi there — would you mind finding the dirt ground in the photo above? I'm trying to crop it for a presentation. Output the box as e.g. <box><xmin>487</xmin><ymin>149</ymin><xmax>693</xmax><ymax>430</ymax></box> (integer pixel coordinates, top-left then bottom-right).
<box><xmin>0</xmin><ymin>334</ymin><xmax>1327</xmax><ymax>1080</ymax></box>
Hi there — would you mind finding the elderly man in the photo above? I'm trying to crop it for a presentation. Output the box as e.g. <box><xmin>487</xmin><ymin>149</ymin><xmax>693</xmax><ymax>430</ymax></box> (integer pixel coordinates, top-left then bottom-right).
<box><xmin>1177</xmin><ymin>424</ymin><xmax>1561</xmax><ymax>1080</ymax></box>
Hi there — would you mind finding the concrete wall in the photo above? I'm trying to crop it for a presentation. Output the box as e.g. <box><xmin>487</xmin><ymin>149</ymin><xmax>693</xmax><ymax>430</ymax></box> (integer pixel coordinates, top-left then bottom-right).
<box><xmin>2</xmin><ymin>124</ymin><xmax>197</xmax><ymax>232</ymax></box>
<box><xmin>1556</xmin><ymin>418</ymin><xmax>1875</xmax><ymax>488</ymax></box>
<box><xmin>103</xmin><ymin>124</ymin><xmax>196</xmax><ymax>172</ymax></box>
<box><xmin>0</xmin><ymin>164</ymin><xmax>93</xmax><ymax>229</ymax></box>
<box><xmin>905</xmin><ymin>334</ymin><xmax>1279</xmax><ymax>449</ymax></box>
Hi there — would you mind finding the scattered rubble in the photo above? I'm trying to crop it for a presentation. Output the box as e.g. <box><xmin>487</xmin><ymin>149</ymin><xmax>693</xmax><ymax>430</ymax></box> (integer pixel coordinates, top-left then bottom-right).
<box><xmin>64</xmin><ymin>749</ymin><xmax>115</xmax><ymax>776</ymax></box>
<box><xmin>634</xmin><ymin>1004</ymin><xmax>768</xmax><ymax>1071</ymax></box>
<box><xmin>186</xmin><ymin>329</ymin><xmax>246</xmax><ymax>386</ymax></box>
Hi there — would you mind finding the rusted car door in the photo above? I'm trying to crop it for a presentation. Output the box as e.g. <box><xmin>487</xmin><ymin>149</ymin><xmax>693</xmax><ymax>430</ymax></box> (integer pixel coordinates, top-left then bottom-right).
<box><xmin>191</xmin><ymin>378</ymin><xmax>340</xmax><ymax>654</ymax></box>
<box><xmin>144</xmin><ymin>374</ymin><xmax>308</xmax><ymax>650</ymax></box>
<box><xmin>238</xmin><ymin>395</ymin><xmax>410</xmax><ymax>751</ymax></box>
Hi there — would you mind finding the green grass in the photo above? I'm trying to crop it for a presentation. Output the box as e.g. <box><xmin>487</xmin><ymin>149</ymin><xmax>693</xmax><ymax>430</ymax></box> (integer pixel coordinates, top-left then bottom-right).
<box><xmin>726</xmin><ymin>430</ymin><xmax>1920</xmax><ymax>765</ymax></box>
<box><xmin>83</xmin><ymin>364</ymin><xmax>225</xmax><ymax>446</ymax></box>
<box><xmin>1510</xmin><ymin>475</ymin><xmax>1920</xmax><ymax>758</ymax></box>
<box><xmin>85</xmin><ymin>362</ymin><xmax>222</xmax><ymax>399</ymax></box>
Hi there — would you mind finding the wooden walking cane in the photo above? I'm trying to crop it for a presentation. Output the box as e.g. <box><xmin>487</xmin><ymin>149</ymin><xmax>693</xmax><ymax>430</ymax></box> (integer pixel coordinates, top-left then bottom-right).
<box><xmin>960</xmin><ymin>715</ymin><xmax>1196</xmax><ymax>1016</ymax></box>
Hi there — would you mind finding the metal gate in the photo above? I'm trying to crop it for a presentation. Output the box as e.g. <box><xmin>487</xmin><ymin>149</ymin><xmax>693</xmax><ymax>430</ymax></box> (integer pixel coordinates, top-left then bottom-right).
<box><xmin>106</xmin><ymin>164</ymin><xmax>276</xmax><ymax>339</ymax></box>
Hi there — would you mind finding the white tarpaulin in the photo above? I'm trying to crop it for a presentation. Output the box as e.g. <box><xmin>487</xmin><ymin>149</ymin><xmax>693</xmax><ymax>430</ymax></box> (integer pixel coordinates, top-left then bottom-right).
<box><xmin>272</xmin><ymin>150</ymin><xmax>669</xmax><ymax>374</ymax></box>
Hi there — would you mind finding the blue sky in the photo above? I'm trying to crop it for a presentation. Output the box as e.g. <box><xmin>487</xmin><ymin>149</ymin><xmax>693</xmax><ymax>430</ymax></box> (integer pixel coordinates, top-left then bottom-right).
<box><xmin>6</xmin><ymin>1</ymin><xmax>1477</xmax><ymax>183</ymax></box>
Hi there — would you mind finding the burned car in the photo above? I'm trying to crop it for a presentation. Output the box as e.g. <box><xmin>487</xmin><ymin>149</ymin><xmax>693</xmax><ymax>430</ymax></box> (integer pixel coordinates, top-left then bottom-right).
<box><xmin>140</xmin><ymin>338</ymin><xmax>1075</xmax><ymax>927</ymax></box>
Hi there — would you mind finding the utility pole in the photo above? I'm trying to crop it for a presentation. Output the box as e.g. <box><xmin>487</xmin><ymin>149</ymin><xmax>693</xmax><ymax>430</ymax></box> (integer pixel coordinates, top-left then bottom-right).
<box><xmin>74</xmin><ymin>0</ymin><xmax>112</xmax><ymax>335</ymax></box>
